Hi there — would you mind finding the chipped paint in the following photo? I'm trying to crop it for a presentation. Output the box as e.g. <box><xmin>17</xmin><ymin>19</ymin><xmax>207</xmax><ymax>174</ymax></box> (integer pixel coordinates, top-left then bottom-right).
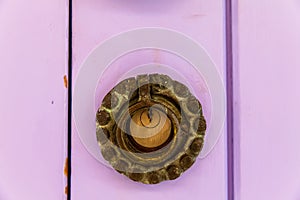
<box><xmin>64</xmin><ymin>157</ymin><xmax>68</xmax><ymax>176</ymax></box>
<box><xmin>63</xmin><ymin>75</ymin><xmax>68</xmax><ymax>88</ymax></box>
<box><xmin>65</xmin><ymin>186</ymin><xmax>68</xmax><ymax>195</ymax></box>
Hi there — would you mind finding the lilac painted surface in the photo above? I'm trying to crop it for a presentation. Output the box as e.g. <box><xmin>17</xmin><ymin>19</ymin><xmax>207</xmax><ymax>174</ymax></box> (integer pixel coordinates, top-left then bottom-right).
<box><xmin>235</xmin><ymin>0</ymin><xmax>300</xmax><ymax>199</ymax></box>
<box><xmin>0</xmin><ymin>1</ymin><xmax>68</xmax><ymax>200</ymax></box>
<box><xmin>1</xmin><ymin>0</ymin><xmax>299</xmax><ymax>199</ymax></box>
<box><xmin>72</xmin><ymin>0</ymin><xmax>227</xmax><ymax>200</ymax></box>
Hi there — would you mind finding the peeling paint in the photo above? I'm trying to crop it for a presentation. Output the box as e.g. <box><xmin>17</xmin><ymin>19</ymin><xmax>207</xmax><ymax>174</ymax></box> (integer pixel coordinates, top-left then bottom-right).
<box><xmin>64</xmin><ymin>157</ymin><xmax>68</xmax><ymax>197</ymax></box>
<box><xmin>65</xmin><ymin>186</ymin><xmax>68</xmax><ymax>195</ymax></box>
<box><xmin>64</xmin><ymin>157</ymin><xmax>68</xmax><ymax>176</ymax></box>
<box><xmin>63</xmin><ymin>75</ymin><xmax>68</xmax><ymax>88</ymax></box>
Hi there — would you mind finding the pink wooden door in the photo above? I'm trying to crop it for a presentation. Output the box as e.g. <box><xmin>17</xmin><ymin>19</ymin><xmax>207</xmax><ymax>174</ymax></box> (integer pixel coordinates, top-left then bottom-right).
<box><xmin>0</xmin><ymin>0</ymin><xmax>68</xmax><ymax>199</ymax></box>
<box><xmin>1</xmin><ymin>0</ymin><xmax>300</xmax><ymax>199</ymax></box>
<box><xmin>233</xmin><ymin>0</ymin><xmax>300</xmax><ymax>199</ymax></box>
<box><xmin>71</xmin><ymin>0</ymin><xmax>228</xmax><ymax>200</ymax></box>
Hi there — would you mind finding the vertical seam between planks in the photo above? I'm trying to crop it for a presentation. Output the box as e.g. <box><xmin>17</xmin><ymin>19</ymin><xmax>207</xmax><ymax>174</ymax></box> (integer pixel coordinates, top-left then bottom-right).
<box><xmin>225</xmin><ymin>0</ymin><xmax>235</xmax><ymax>199</ymax></box>
<box><xmin>67</xmin><ymin>0</ymin><xmax>73</xmax><ymax>199</ymax></box>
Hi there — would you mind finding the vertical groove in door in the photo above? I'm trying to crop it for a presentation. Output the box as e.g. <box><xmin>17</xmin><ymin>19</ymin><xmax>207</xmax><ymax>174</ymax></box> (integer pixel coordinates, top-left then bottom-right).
<box><xmin>67</xmin><ymin>0</ymin><xmax>73</xmax><ymax>199</ymax></box>
<box><xmin>225</xmin><ymin>0</ymin><xmax>234</xmax><ymax>199</ymax></box>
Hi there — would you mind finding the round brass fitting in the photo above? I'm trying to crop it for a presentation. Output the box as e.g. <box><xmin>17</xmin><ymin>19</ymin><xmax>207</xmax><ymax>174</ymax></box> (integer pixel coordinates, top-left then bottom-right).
<box><xmin>96</xmin><ymin>74</ymin><xmax>206</xmax><ymax>184</ymax></box>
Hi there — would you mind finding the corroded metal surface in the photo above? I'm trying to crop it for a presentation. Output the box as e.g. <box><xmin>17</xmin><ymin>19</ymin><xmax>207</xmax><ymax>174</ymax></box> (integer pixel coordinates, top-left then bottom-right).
<box><xmin>96</xmin><ymin>74</ymin><xmax>206</xmax><ymax>184</ymax></box>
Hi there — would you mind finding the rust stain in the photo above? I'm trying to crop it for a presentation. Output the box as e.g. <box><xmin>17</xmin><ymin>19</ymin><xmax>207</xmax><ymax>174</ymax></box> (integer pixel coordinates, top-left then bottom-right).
<box><xmin>64</xmin><ymin>157</ymin><xmax>68</xmax><ymax>176</ymax></box>
<box><xmin>64</xmin><ymin>158</ymin><xmax>69</xmax><ymax>197</ymax></box>
<box><xmin>65</xmin><ymin>186</ymin><xmax>68</xmax><ymax>195</ymax></box>
<box><xmin>63</xmin><ymin>75</ymin><xmax>68</xmax><ymax>88</ymax></box>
